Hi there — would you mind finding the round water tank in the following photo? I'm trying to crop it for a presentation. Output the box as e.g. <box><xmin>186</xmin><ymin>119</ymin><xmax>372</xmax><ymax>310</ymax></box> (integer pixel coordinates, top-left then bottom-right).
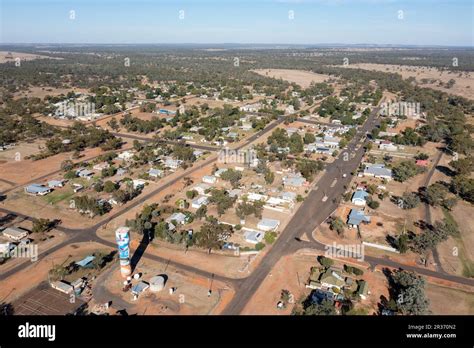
<box><xmin>149</xmin><ymin>275</ymin><xmax>166</xmax><ymax>292</ymax></box>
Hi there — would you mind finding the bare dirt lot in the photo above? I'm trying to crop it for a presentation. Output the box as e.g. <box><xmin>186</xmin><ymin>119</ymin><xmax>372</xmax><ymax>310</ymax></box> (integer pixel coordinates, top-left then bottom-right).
<box><xmin>344</xmin><ymin>63</ymin><xmax>474</xmax><ymax>100</ymax></box>
<box><xmin>252</xmin><ymin>69</ymin><xmax>338</xmax><ymax>88</ymax></box>
<box><xmin>14</xmin><ymin>86</ymin><xmax>89</xmax><ymax>100</ymax></box>
<box><xmin>0</xmin><ymin>51</ymin><xmax>62</xmax><ymax>64</ymax></box>
<box><xmin>425</xmin><ymin>283</ymin><xmax>474</xmax><ymax>314</ymax></box>
<box><xmin>92</xmin><ymin>257</ymin><xmax>234</xmax><ymax>315</ymax></box>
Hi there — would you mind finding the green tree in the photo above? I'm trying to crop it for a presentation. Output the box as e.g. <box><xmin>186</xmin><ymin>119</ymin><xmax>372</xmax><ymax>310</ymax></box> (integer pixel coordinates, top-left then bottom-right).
<box><xmin>303</xmin><ymin>299</ymin><xmax>336</xmax><ymax>315</ymax></box>
<box><xmin>220</xmin><ymin>169</ymin><xmax>242</xmax><ymax>188</ymax></box>
<box><xmin>400</xmin><ymin>192</ymin><xmax>420</xmax><ymax>209</ymax></box>
<box><xmin>395</xmin><ymin>233</ymin><xmax>409</xmax><ymax>253</ymax></box>
<box><xmin>195</xmin><ymin>218</ymin><xmax>233</xmax><ymax>253</ymax></box>
<box><xmin>304</xmin><ymin>132</ymin><xmax>316</xmax><ymax>144</ymax></box>
<box><xmin>209</xmin><ymin>189</ymin><xmax>236</xmax><ymax>216</ymax></box>
<box><xmin>393</xmin><ymin>160</ymin><xmax>424</xmax><ymax>182</ymax></box>
<box><xmin>60</xmin><ymin>160</ymin><xmax>74</xmax><ymax>171</ymax></box>
<box><xmin>289</xmin><ymin>133</ymin><xmax>304</xmax><ymax>154</ymax></box>
<box><xmin>103</xmin><ymin>180</ymin><xmax>118</xmax><ymax>193</ymax></box>
<box><xmin>317</xmin><ymin>256</ymin><xmax>334</xmax><ymax>268</ymax></box>
<box><xmin>451</xmin><ymin>176</ymin><xmax>474</xmax><ymax>203</ymax></box>
<box><xmin>390</xmin><ymin>270</ymin><xmax>430</xmax><ymax>315</ymax></box>
<box><xmin>32</xmin><ymin>218</ymin><xmax>51</xmax><ymax>233</ymax></box>
<box><xmin>367</xmin><ymin>197</ymin><xmax>380</xmax><ymax>209</ymax></box>
<box><xmin>449</xmin><ymin>157</ymin><xmax>473</xmax><ymax>176</ymax></box>
<box><xmin>329</xmin><ymin>217</ymin><xmax>345</xmax><ymax>235</ymax></box>
<box><xmin>423</xmin><ymin>183</ymin><xmax>447</xmax><ymax>206</ymax></box>
<box><xmin>264</xmin><ymin>170</ymin><xmax>275</xmax><ymax>185</ymax></box>
<box><xmin>195</xmin><ymin>205</ymin><xmax>207</xmax><ymax>219</ymax></box>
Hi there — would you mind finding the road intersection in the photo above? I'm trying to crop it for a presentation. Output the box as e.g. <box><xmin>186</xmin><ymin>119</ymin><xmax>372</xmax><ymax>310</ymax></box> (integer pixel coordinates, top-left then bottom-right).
<box><xmin>1</xmin><ymin>102</ymin><xmax>473</xmax><ymax>314</ymax></box>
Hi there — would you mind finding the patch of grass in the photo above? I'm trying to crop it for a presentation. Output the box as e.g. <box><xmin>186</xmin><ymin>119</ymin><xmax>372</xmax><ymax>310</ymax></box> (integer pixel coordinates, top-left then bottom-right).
<box><xmin>44</xmin><ymin>189</ymin><xmax>74</xmax><ymax>205</ymax></box>
<box><xmin>346</xmin><ymin>307</ymin><xmax>370</xmax><ymax>315</ymax></box>
<box><xmin>264</xmin><ymin>231</ymin><xmax>277</xmax><ymax>244</ymax></box>
<box><xmin>442</xmin><ymin>208</ymin><xmax>474</xmax><ymax>278</ymax></box>
<box><xmin>441</xmin><ymin>208</ymin><xmax>460</xmax><ymax>237</ymax></box>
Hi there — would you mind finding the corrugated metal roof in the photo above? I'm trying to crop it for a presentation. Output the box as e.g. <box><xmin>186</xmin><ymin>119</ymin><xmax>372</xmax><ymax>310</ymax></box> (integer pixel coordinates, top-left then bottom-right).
<box><xmin>75</xmin><ymin>255</ymin><xmax>95</xmax><ymax>267</ymax></box>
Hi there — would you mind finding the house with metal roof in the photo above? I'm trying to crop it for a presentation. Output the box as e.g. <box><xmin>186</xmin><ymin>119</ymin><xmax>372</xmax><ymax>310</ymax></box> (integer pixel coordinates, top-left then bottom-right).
<box><xmin>319</xmin><ymin>269</ymin><xmax>346</xmax><ymax>291</ymax></box>
<box><xmin>279</xmin><ymin>191</ymin><xmax>297</xmax><ymax>202</ymax></box>
<box><xmin>214</xmin><ymin>168</ymin><xmax>229</xmax><ymax>178</ymax></box>
<box><xmin>228</xmin><ymin>189</ymin><xmax>242</xmax><ymax>198</ymax></box>
<box><xmin>51</xmin><ymin>280</ymin><xmax>74</xmax><ymax>294</ymax></box>
<box><xmin>166</xmin><ymin>212</ymin><xmax>188</xmax><ymax>225</ymax></box>
<box><xmin>132</xmin><ymin>179</ymin><xmax>146</xmax><ymax>190</ymax></box>
<box><xmin>322</xmin><ymin>135</ymin><xmax>341</xmax><ymax>148</ymax></box>
<box><xmin>193</xmin><ymin>150</ymin><xmax>204</xmax><ymax>158</ymax></box>
<box><xmin>164</xmin><ymin>158</ymin><xmax>183</xmax><ymax>170</ymax></box>
<box><xmin>202</xmin><ymin>175</ymin><xmax>217</xmax><ymax>184</ymax></box>
<box><xmin>347</xmin><ymin>209</ymin><xmax>371</xmax><ymax>228</ymax></box>
<box><xmin>148</xmin><ymin>168</ymin><xmax>163</xmax><ymax>178</ymax></box>
<box><xmin>193</xmin><ymin>183</ymin><xmax>212</xmax><ymax>195</ymax></box>
<box><xmin>24</xmin><ymin>184</ymin><xmax>51</xmax><ymax>196</ymax></box>
<box><xmin>117</xmin><ymin>150</ymin><xmax>135</xmax><ymax>161</ymax></box>
<box><xmin>257</xmin><ymin>218</ymin><xmax>280</xmax><ymax>232</ymax></box>
<box><xmin>244</xmin><ymin>230</ymin><xmax>264</xmax><ymax>244</ymax></box>
<box><xmin>93</xmin><ymin>162</ymin><xmax>110</xmax><ymax>171</ymax></box>
<box><xmin>379</xmin><ymin>141</ymin><xmax>398</xmax><ymax>151</ymax></box>
<box><xmin>47</xmin><ymin>179</ymin><xmax>65</xmax><ymax>188</ymax></box>
<box><xmin>283</xmin><ymin>174</ymin><xmax>307</xmax><ymax>188</ymax></box>
<box><xmin>76</xmin><ymin>169</ymin><xmax>94</xmax><ymax>180</ymax></box>
<box><xmin>351</xmin><ymin>190</ymin><xmax>369</xmax><ymax>206</ymax></box>
<box><xmin>191</xmin><ymin>196</ymin><xmax>209</xmax><ymax>209</ymax></box>
<box><xmin>246</xmin><ymin>192</ymin><xmax>268</xmax><ymax>202</ymax></box>
<box><xmin>363</xmin><ymin>164</ymin><xmax>393</xmax><ymax>181</ymax></box>
<box><xmin>356</xmin><ymin>280</ymin><xmax>369</xmax><ymax>300</ymax></box>
<box><xmin>117</xmin><ymin>168</ymin><xmax>127</xmax><ymax>176</ymax></box>
<box><xmin>2</xmin><ymin>227</ymin><xmax>29</xmax><ymax>241</ymax></box>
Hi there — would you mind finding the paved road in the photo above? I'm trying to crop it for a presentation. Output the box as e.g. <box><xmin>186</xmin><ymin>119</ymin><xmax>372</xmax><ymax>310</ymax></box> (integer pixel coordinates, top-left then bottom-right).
<box><xmin>221</xmin><ymin>101</ymin><xmax>383</xmax><ymax>314</ymax></box>
<box><xmin>0</xmin><ymin>113</ymin><xmax>290</xmax><ymax>282</ymax></box>
<box><xmin>221</xmin><ymin>101</ymin><xmax>474</xmax><ymax>315</ymax></box>
<box><xmin>3</xmin><ymin>103</ymin><xmax>474</xmax><ymax>313</ymax></box>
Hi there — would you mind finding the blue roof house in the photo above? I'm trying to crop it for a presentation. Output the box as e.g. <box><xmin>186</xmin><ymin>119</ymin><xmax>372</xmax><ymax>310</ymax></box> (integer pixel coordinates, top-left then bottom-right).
<box><xmin>351</xmin><ymin>190</ymin><xmax>369</xmax><ymax>206</ymax></box>
<box><xmin>347</xmin><ymin>209</ymin><xmax>371</xmax><ymax>228</ymax></box>
<box><xmin>25</xmin><ymin>184</ymin><xmax>51</xmax><ymax>196</ymax></box>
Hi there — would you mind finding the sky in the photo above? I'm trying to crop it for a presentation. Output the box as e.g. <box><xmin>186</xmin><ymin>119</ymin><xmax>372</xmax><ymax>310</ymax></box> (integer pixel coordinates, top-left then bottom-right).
<box><xmin>0</xmin><ymin>0</ymin><xmax>473</xmax><ymax>46</ymax></box>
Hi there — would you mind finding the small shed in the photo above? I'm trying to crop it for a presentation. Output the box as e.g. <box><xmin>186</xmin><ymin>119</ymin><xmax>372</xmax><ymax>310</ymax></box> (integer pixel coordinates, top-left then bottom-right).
<box><xmin>132</xmin><ymin>281</ymin><xmax>150</xmax><ymax>296</ymax></box>
<box><xmin>75</xmin><ymin>255</ymin><xmax>96</xmax><ymax>268</ymax></box>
